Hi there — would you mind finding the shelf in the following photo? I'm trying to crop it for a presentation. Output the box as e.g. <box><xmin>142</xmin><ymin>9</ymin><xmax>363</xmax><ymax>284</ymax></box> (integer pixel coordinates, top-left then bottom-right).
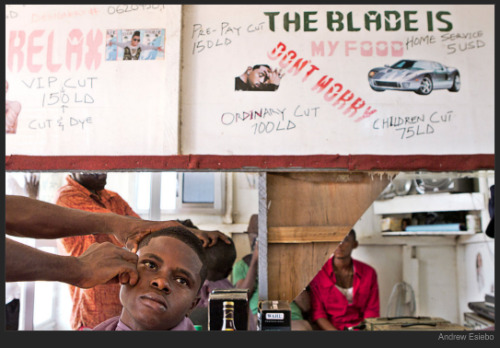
<box><xmin>374</xmin><ymin>192</ymin><xmax>485</xmax><ymax>215</ymax></box>
<box><xmin>359</xmin><ymin>235</ymin><xmax>459</xmax><ymax>246</ymax></box>
<box><xmin>382</xmin><ymin>231</ymin><xmax>476</xmax><ymax>237</ymax></box>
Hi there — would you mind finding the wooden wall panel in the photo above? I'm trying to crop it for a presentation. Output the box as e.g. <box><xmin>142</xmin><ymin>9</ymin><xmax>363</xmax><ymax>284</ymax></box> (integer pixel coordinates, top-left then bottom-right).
<box><xmin>312</xmin><ymin>242</ymin><xmax>340</xmax><ymax>273</ymax></box>
<box><xmin>267</xmin><ymin>242</ymin><xmax>340</xmax><ymax>301</ymax></box>
<box><xmin>267</xmin><ymin>226</ymin><xmax>348</xmax><ymax>243</ymax></box>
<box><xmin>268</xmin><ymin>244</ymin><xmax>313</xmax><ymax>301</ymax></box>
<box><xmin>266</xmin><ymin>172</ymin><xmax>389</xmax><ymax>301</ymax></box>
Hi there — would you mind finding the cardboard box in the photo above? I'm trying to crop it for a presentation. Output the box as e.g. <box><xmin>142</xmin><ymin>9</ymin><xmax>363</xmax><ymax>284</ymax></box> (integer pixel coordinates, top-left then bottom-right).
<box><xmin>208</xmin><ymin>289</ymin><xmax>249</xmax><ymax>331</ymax></box>
<box><xmin>381</xmin><ymin>217</ymin><xmax>403</xmax><ymax>232</ymax></box>
<box><xmin>258</xmin><ymin>300</ymin><xmax>291</xmax><ymax>331</ymax></box>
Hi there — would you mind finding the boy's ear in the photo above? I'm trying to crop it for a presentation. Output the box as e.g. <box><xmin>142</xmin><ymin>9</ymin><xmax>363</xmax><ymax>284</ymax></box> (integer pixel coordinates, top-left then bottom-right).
<box><xmin>246</xmin><ymin>66</ymin><xmax>253</xmax><ymax>75</ymax></box>
<box><xmin>353</xmin><ymin>240</ymin><xmax>359</xmax><ymax>249</ymax></box>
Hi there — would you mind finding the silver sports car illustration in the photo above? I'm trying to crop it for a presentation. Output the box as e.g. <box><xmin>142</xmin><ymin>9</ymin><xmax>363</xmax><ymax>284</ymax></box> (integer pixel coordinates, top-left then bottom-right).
<box><xmin>368</xmin><ymin>59</ymin><xmax>460</xmax><ymax>95</ymax></box>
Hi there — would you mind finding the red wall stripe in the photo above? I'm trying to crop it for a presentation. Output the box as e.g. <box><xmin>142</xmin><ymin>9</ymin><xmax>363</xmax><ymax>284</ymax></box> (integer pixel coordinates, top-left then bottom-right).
<box><xmin>5</xmin><ymin>154</ymin><xmax>494</xmax><ymax>172</ymax></box>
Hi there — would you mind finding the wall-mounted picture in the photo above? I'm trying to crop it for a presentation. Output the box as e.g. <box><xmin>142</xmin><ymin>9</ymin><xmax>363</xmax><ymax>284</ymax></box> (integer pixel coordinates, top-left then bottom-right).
<box><xmin>368</xmin><ymin>59</ymin><xmax>460</xmax><ymax>95</ymax></box>
<box><xmin>106</xmin><ymin>29</ymin><xmax>166</xmax><ymax>61</ymax></box>
<box><xmin>235</xmin><ymin>64</ymin><xmax>284</xmax><ymax>91</ymax></box>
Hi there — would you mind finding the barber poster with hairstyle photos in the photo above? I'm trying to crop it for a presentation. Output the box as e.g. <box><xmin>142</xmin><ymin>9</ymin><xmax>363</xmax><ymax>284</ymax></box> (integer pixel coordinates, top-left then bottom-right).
<box><xmin>5</xmin><ymin>4</ymin><xmax>179</xmax><ymax>156</ymax></box>
<box><xmin>180</xmin><ymin>5</ymin><xmax>494</xmax><ymax>156</ymax></box>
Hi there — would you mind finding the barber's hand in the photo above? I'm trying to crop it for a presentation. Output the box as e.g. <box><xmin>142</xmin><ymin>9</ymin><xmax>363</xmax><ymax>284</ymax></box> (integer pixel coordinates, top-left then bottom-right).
<box><xmin>191</xmin><ymin>229</ymin><xmax>231</xmax><ymax>247</ymax></box>
<box><xmin>117</xmin><ymin>219</ymin><xmax>231</xmax><ymax>251</ymax></box>
<box><xmin>117</xmin><ymin>219</ymin><xmax>183</xmax><ymax>253</ymax></box>
<box><xmin>75</xmin><ymin>242</ymin><xmax>139</xmax><ymax>288</ymax></box>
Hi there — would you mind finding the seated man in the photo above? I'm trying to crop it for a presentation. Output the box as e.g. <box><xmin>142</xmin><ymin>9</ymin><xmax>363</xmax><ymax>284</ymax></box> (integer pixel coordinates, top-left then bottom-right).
<box><xmin>189</xmin><ymin>234</ymin><xmax>239</xmax><ymax>330</ymax></box>
<box><xmin>232</xmin><ymin>214</ymin><xmax>306</xmax><ymax>329</ymax></box>
<box><xmin>309</xmin><ymin>229</ymin><xmax>380</xmax><ymax>330</ymax></box>
<box><xmin>93</xmin><ymin>225</ymin><xmax>207</xmax><ymax>330</ymax></box>
<box><xmin>197</xmin><ymin>236</ymin><xmax>237</xmax><ymax>308</ymax></box>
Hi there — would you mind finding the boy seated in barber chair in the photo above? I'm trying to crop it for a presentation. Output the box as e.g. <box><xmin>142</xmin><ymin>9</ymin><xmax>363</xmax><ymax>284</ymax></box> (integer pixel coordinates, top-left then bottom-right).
<box><xmin>92</xmin><ymin>226</ymin><xmax>206</xmax><ymax>330</ymax></box>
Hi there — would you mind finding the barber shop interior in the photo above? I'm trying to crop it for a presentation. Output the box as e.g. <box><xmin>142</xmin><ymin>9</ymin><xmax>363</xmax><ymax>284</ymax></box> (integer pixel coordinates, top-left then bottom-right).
<box><xmin>4</xmin><ymin>3</ymin><xmax>495</xmax><ymax>340</ymax></box>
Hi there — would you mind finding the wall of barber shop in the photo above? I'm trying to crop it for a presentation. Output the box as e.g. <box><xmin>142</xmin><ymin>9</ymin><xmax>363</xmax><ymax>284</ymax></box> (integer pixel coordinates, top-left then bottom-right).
<box><xmin>351</xmin><ymin>202</ymin><xmax>495</xmax><ymax>326</ymax></box>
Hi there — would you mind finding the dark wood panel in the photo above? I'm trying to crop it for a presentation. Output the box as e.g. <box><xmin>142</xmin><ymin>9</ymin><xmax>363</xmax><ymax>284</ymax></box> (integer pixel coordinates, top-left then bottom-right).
<box><xmin>268</xmin><ymin>243</ymin><xmax>314</xmax><ymax>301</ymax></box>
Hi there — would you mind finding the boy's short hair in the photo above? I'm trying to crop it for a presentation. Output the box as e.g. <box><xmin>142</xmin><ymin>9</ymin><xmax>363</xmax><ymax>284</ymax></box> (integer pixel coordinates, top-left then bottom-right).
<box><xmin>138</xmin><ymin>226</ymin><xmax>208</xmax><ymax>289</ymax></box>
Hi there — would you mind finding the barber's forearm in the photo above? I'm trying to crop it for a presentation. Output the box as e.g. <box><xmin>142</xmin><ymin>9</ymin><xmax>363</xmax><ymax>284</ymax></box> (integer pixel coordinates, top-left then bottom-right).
<box><xmin>235</xmin><ymin>276</ymin><xmax>257</xmax><ymax>295</ymax></box>
<box><xmin>6</xmin><ymin>195</ymin><xmax>126</xmax><ymax>239</ymax></box>
<box><xmin>235</xmin><ymin>259</ymin><xmax>258</xmax><ymax>293</ymax></box>
<box><xmin>6</xmin><ymin>238</ymin><xmax>81</xmax><ymax>285</ymax></box>
<box><xmin>6</xmin><ymin>195</ymin><xmax>188</xmax><ymax>253</ymax></box>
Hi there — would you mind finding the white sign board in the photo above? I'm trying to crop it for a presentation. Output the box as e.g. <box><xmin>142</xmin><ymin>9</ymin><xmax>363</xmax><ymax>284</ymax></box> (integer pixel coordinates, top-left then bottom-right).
<box><xmin>180</xmin><ymin>5</ymin><xmax>494</xmax><ymax>156</ymax></box>
<box><xmin>5</xmin><ymin>4</ymin><xmax>181</xmax><ymax>156</ymax></box>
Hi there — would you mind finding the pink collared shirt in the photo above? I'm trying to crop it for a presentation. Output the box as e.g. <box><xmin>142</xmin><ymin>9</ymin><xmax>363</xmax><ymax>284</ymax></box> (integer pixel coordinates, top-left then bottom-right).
<box><xmin>92</xmin><ymin>316</ymin><xmax>196</xmax><ymax>331</ymax></box>
<box><xmin>309</xmin><ymin>257</ymin><xmax>380</xmax><ymax>330</ymax></box>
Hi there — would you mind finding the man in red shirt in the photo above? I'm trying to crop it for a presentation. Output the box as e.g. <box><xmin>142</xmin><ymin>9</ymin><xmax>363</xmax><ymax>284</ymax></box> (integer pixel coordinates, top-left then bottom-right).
<box><xmin>309</xmin><ymin>229</ymin><xmax>379</xmax><ymax>330</ymax></box>
<box><xmin>56</xmin><ymin>173</ymin><xmax>142</xmax><ymax>330</ymax></box>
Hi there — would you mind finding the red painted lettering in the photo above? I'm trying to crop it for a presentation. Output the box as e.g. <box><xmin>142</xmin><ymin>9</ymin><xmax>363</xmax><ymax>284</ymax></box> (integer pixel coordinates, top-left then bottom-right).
<box><xmin>312</xmin><ymin>75</ymin><xmax>332</xmax><ymax>93</ymax></box>
<box><xmin>47</xmin><ymin>31</ymin><xmax>62</xmax><ymax>72</ymax></box>
<box><xmin>6</xmin><ymin>29</ymin><xmax>104</xmax><ymax>73</ymax></box>
<box><xmin>268</xmin><ymin>41</ymin><xmax>287</xmax><ymax>60</ymax></box>
<box><xmin>332</xmin><ymin>89</ymin><xmax>354</xmax><ymax>110</ymax></box>
<box><xmin>8</xmin><ymin>31</ymin><xmax>25</xmax><ymax>72</ymax></box>
<box><xmin>27</xmin><ymin>30</ymin><xmax>44</xmax><ymax>73</ymax></box>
